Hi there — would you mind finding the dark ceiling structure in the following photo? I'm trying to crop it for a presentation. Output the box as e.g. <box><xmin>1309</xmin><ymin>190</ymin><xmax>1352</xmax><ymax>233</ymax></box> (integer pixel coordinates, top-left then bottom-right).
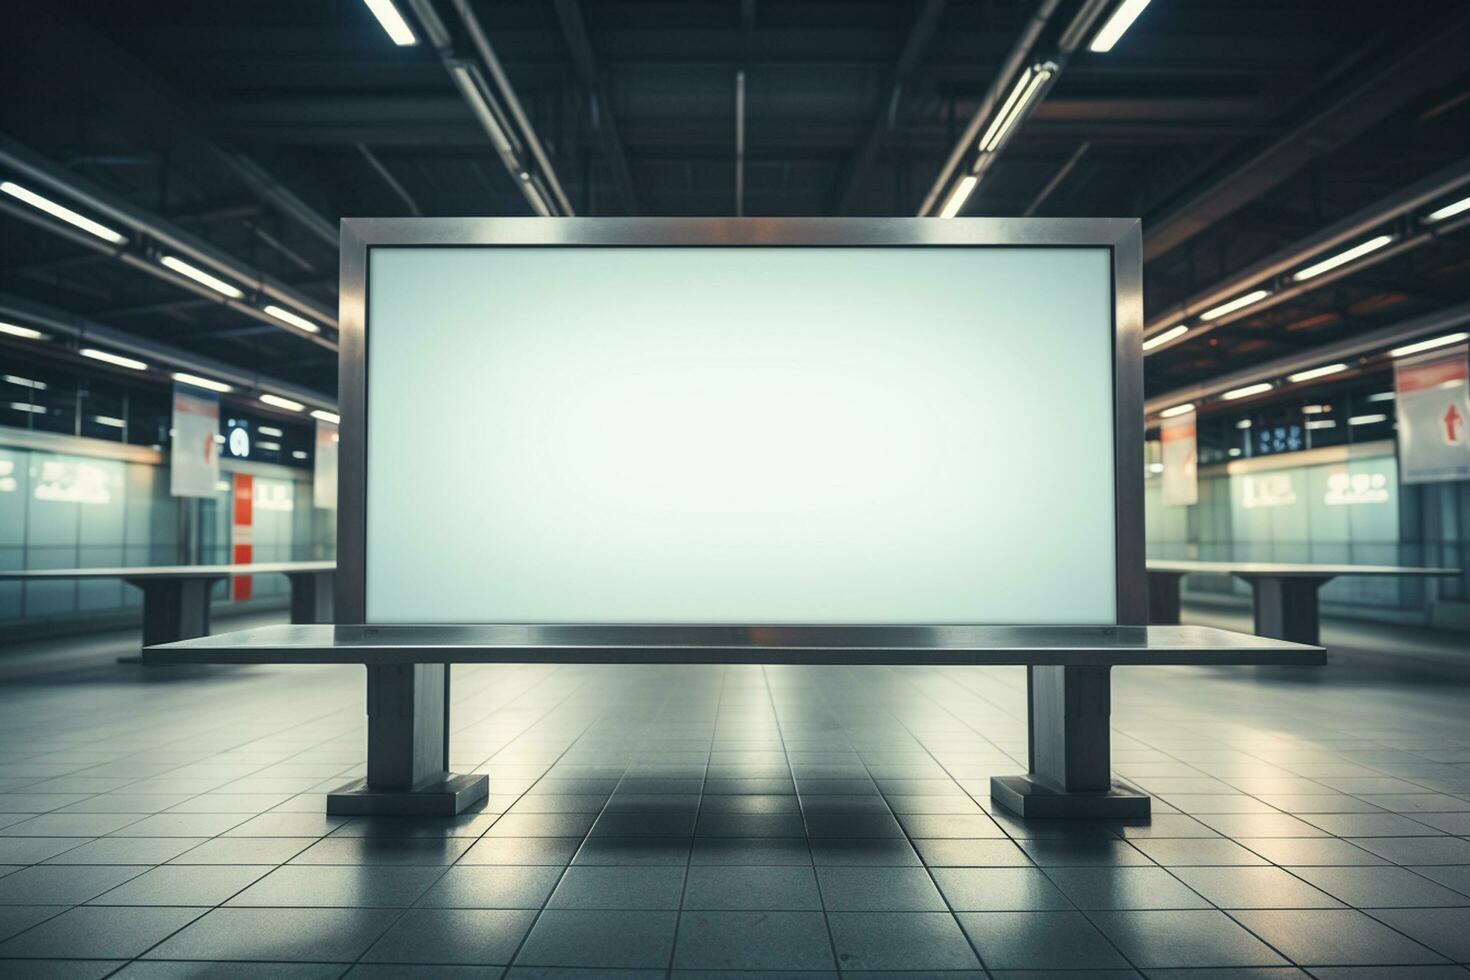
<box><xmin>2</xmin><ymin>0</ymin><xmax>1469</xmax><ymax>413</ymax></box>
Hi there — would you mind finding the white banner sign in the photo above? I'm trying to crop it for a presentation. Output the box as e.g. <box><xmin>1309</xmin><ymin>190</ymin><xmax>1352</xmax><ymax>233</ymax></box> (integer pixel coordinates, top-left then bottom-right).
<box><xmin>313</xmin><ymin>420</ymin><xmax>339</xmax><ymax>509</ymax></box>
<box><xmin>169</xmin><ymin>386</ymin><xmax>220</xmax><ymax>498</ymax></box>
<box><xmin>1395</xmin><ymin>344</ymin><xmax>1470</xmax><ymax>485</ymax></box>
<box><xmin>1160</xmin><ymin>411</ymin><xmax>1198</xmax><ymax>506</ymax></box>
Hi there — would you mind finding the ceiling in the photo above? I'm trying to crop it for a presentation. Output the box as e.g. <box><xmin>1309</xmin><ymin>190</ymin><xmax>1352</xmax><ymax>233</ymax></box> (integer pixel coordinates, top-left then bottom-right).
<box><xmin>1</xmin><ymin>0</ymin><xmax>1468</xmax><ymax>407</ymax></box>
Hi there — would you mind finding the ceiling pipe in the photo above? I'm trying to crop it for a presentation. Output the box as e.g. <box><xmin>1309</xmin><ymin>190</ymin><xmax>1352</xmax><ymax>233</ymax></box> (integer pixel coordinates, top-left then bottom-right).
<box><xmin>1143</xmin><ymin>299</ymin><xmax>1470</xmax><ymax>417</ymax></box>
<box><xmin>1143</xmin><ymin>153</ymin><xmax>1470</xmax><ymax>354</ymax></box>
<box><xmin>0</xmin><ymin>135</ymin><xmax>337</xmax><ymax>331</ymax></box>
<box><xmin>0</xmin><ymin>291</ymin><xmax>336</xmax><ymax>411</ymax></box>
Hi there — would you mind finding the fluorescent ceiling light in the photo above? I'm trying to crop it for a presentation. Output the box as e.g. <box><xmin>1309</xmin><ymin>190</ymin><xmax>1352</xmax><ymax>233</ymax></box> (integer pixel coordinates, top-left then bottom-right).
<box><xmin>92</xmin><ymin>415</ymin><xmax>125</xmax><ymax>428</ymax></box>
<box><xmin>1366</xmin><ymin>391</ymin><xmax>1395</xmax><ymax>403</ymax></box>
<box><xmin>1221</xmin><ymin>382</ymin><xmax>1273</xmax><ymax>401</ymax></box>
<box><xmin>980</xmin><ymin>63</ymin><xmax>1054</xmax><ymax>153</ymax></box>
<box><xmin>1148</xmin><ymin>463</ymin><xmax>1163</xmax><ymax>474</ymax></box>
<box><xmin>263</xmin><ymin>304</ymin><xmax>321</xmax><ymax>334</ymax></box>
<box><xmin>257</xmin><ymin>440</ymin><xmax>281</xmax><ymax>451</ymax></box>
<box><xmin>1287</xmin><ymin>363</ymin><xmax>1348</xmax><ymax>383</ymax></box>
<box><xmin>159</xmin><ymin>255</ymin><xmax>243</xmax><ymax>299</ymax></box>
<box><xmin>1159</xmin><ymin>403</ymin><xmax>1194</xmax><ymax>418</ymax></box>
<box><xmin>1301</xmin><ymin>404</ymin><xmax>1332</xmax><ymax>415</ymax></box>
<box><xmin>3</xmin><ymin>375</ymin><xmax>45</xmax><ymax>390</ymax></box>
<box><xmin>310</xmin><ymin>409</ymin><xmax>341</xmax><ymax>424</ymax></box>
<box><xmin>9</xmin><ymin>402</ymin><xmax>44</xmax><ymax>414</ymax></box>
<box><xmin>1305</xmin><ymin>419</ymin><xmax>1336</xmax><ymax>430</ymax></box>
<box><xmin>1291</xmin><ymin>235</ymin><xmax>1394</xmax><ymax>282</ymax></box>
<box><xmin>292</xmin><ymin>450</ymin><xmax>308</xmax><ymax>460</ymax></box>
<box><xmin>978</xmin><ymin>68</ymin><xmax>1033</xmax><ymax>152</ymax></box>
<box><xmin>1088</xmin><ymin>0</ymin><xmax>1153</xmax><ymax>53</ymax></box>
<box><xmin>1349</xmin><ymin>413</ymin><xmax>1388</xmax><ymax>426</ymax></box>
<box><xmin>258</xmin><ymin>425</ymin><xmax>284</xmax><ymax>438</ymax></box>
<box><xmin>172</xmin><ymin>371</ymin><xmax>232</xmax><ymax>393</ymax></box>
<box><xmin>259</xmin><ymin>393</ymin><xmax>304</xmax><ymax>412</ymax></box>
<box><xmin>1228</xmin><ymin>447</ymin><xmax>1241</xmax><ymax>456</ymax></box>
<box><xmin>0</xmin><ymin>322</ymin><xmax>46</xmax><ymax>340</ymax></box>
<box><xmin>938</xmin><ymin>175</ymin><xmax>978</xmax><ymax>219</ymax></box>
<box><xmin>362</xmin><ymin>0</ymin><xmax>417</xmax><ymax>45</ymax></box>
<box><xmin>1200</xmin><ymin>289</ymin><xmax>1271</xmax><ymax>321</ymax></box>
<box><xmin>0</xmin><ymin>181</ymin><xmax>128</xmax><ymax>245</ymax></box>
<box><xmin>80</xmin><ymin>348</ymin><xmax>147</xmax><ymax>371</ymax></box>
<box><xmin>1425</xmin><ymin>195</ymin><xmax>1470</xmax><ymax>224</ymax></box>
<box><xmin>521</xmin><ymin>178</ymin><xmax>552</xmax><ymax>218</ymax></box>
<box><xmin>1236</xmin><ymin>419</ymin><xmax>1252</xmax><ymax>429</ymax></box>
<box><xmin>1389</xmin><ymin>332</ymin><xmax>1469</xmax><ymax>358</ymax></box>
<box><xmin>1142</xmin><ymin>324</ymin><xmax>1188</xmax><ymax>351</ymax></box>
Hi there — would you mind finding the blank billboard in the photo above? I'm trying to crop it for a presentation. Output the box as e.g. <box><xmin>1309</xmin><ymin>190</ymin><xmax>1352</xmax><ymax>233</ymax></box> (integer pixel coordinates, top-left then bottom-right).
<box><xmin>365</xmin><ymin>245</ymin><xmax>1116</xmax><ymax>624</ymax></box>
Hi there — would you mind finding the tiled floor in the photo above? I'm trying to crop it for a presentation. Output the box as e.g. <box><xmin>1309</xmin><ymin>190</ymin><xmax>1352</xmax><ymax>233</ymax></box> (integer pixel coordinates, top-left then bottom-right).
<box><xmin>1</xmin><ymin>620</ymin><xmax>1469</xmax><ymax>977</ymax></box>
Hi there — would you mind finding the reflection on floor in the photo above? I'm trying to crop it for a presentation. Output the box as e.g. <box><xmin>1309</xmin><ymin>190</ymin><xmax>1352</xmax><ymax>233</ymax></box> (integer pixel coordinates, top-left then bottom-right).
<box><xmin>0</xmin><ymin>618</ymin><xmax>1469</xmax><ymax>977</ymax></box>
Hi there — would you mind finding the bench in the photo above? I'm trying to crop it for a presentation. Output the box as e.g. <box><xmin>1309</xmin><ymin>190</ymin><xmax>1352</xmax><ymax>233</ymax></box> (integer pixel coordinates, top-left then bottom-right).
<box><xmin>146</xmin><ymin>623</ymin><xmax>1322</xmax><ymax>819</ymax></box>
<box><xmin>1147</xmin><ymin>560</ymin><xmax>1461</xmax><ymax>644</ymax></box>
<box><xmin>142</xmin><ymin>216</ymin><xmax>1326</xmax><ymax>820</ymax></box>
<box><xmin>0</xmin><ymin>561</ymin><xmax>335</xmax><ymax>648</ymax></box>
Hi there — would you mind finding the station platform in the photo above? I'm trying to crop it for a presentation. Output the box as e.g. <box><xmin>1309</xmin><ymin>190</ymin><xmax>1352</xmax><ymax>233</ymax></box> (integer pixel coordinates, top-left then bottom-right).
<box><xmin>0</xmin><ymin>616</ymin><xmax>1468</xmax><ymax>975</ymax></box>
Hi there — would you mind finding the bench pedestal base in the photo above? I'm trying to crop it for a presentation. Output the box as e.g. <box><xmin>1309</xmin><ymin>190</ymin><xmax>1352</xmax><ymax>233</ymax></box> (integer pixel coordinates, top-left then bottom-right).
<box><xmin>991</xmin><ymin>665</ymin><xmax>1150</xmax><ymax>819</ymax></box>
<box><xmin>990</xmin><ymin>775</ymin><xmax>1149</xmax><ymax>819</ymax></box>
<box><xmin>327</xmin><ymin>773</ymin><xmax>488</xmax><ymax>817</ymax></box>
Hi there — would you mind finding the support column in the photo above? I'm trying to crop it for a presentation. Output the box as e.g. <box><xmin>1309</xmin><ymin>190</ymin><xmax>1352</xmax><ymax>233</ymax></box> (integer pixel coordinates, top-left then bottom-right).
<box><xmin>134</xmin><ymin>577</ymin><xmax>220</xmax><ymax>647</ymax></box>
<box><xmin>990</xmin><ymin>665</ymin><xmax>1149</xmax><ymax>819</ymax></box>
<box><xmin>1242</xmin><ymin>575</ymin><xmax>1330</xmax><ymax>644</ymax></box>
<box><xmin>327</xmin><ymin>663</ymin><xmax>488</xmax><ymax>816</ymax></box>
<box><xmin>286</xmin><ymin>571</ymin><xmax>335</xmax><ymax>624</ymax></box>
<box><xmin>1147</xmin><ymin>571</ymin><xmax>1184</xmax><ymax>625</ymax></box>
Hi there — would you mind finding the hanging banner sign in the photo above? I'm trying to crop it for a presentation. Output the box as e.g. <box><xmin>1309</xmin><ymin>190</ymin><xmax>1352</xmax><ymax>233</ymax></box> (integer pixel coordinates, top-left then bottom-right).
<box><xmin>1160</xmin><ymin>410</ymin><xmax>1199</xmax><ymax>506</ymax></box>
<box><xmin>169</xmin><ymin>385</ymin><xmax>220</xmax><ymax>497</ymax></box>
<box><xmin>1395</xmin><ymin>343</ymin><xmax>1470</xmax><ymax>484</ymax></box>
<box><xmin>313</xmin><ymin>420</ymin><xmax>339</xmax><ymax>509</ymax></box>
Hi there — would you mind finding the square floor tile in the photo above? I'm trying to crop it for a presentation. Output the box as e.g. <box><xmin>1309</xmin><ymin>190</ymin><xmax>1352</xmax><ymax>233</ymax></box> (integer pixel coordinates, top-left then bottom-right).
<box><xmin>681</xmin><ymin>865</ymin><xmax>821</xmax><ymax>909</ymax></box>
<box><xmin>1368</xmin><ymin>907</ymin><xmax>1470</xmax><ymax>961</ymax></box>
<box><xmin>1127</xmin><ymin>838</ymin><xmax>1271</xmax><ymax>867</ymax></box>
<box><xmin>1171</xmin><ymin>866</ymin><xmax>1343</xmax><ymax>909</ymax></box>
<box><xmin>914</xmin><ymin>838</ymin><xmax>1033</xmax><ymax>867</ymax></box>
<box><xmin>416</xmin><ymin>866</ymin><xmax>562</xmax><ymax>909</ymax></box>
<box><xmin>362</xmin><ymin>908</ymin><xmax>536</xmax><ymax>965</ymax></box>
<box><xmin>1241</xmin><ymin>838</ymin><xmax>1389</xmax><ymax>866</ymax></box>
<box><xmin>144</xmin><ymin>907</ymin><xmax>401</xmax><ymax>962</ymax></box>
<box><xmin>460</xmin><ymin>837</ymin><xmax>579</xmax><ymax>866</ymax></box>
<box><xmin>515</xmin><ymin>909</ymin><xmax>677</xmax><ymax>968</ymax></box>
<box><xmin>90</xmin><ymin>864</ymin><xmax>271</xmax><ymax>906</ymax></box>
<box><xmin>673</xmin><ymin>909</ymin><xmax>834</xmax><ymax>970</ymax></box>
<box><xmin>1044</xmin><ymin>867</ymin><xmax>1211</xmax><ymax>909</ymax></box>
<box><xmin>227</xmin><ymin>864</ymin><xmax>443</xmax><ymax>907</ymax></box>
<box><xmin>689</xmin><ymin>838</ymin><xmax>811</xmax><ymax>866</ymax></box>
<box><xmin>1229</xmin><ymin>908</ymin><xmax>1448</xmax><ymax>966</ymax></box>
<box><xmin>827</xmin><ymin>911</ymin><xmax>980</xmax><ymax>971</ymax></box>
<box><xmin>931</xmin><ymin>867</ymin><xmax>1072</xmax><ymax>911</ymax></box>
<box><xmin>0</xmin><ymin>864</ymin><xmax>146</xmax><ymax>905</ymax></box>
<box><xmin>44</xmin><ymin>837</ymin><xmax>206</xmax><ymax>866</ymax></box>
<box><xmin>1346</xmin><ymin>836</ymin><xmax>1470</xmax><ymax>865</ymax></box>
<box><xmin>809</xmin><ymin>839</ymin><xmax>921</xmax><ymax>866</ymax></box>
<box><xmin>0</xmin><ymin>906</ymin><xmax>66</xmax><ymax>942</ymax></box>
<box><xmin>290</xmin><ymin>837</ymin><xmax>471</xmax><ymax>866</ymax></box>
<box><xmin>0</xmin><ymin>905</ymin><xmax>203</xmax><ymax>959</ymax></box>
<box><xmin>957</xmin><ymin>910</ymin><xmax>1130</xmax><ymax>969</ymax></box>
<box><xmin>570</xmin><ymin>837</ymin><xmax>690</xmax><ymax>866</ymax></box>
<box><xmin>169</xmin><ymin>836</ymin><xmax>316</xmax><ymax>865</ymax></box>
<box><xmin>816</xmin><ymin>867</ymin><xmax>947</xmax><ymax>911</ymax></box>
<box><xmin>1087</xmin><ymin>909</ymin><xmax>1288</xmax><ymax>967</ymax></box>
<box><xmin>547</xmin><ymin>866</ymin><xmax>685</xmax><ymax>909</ymax></box>
<box><xmin>1019</xmin><ymin>839</ymin><xmax>1153</xmax><ymax>867</ymax></box>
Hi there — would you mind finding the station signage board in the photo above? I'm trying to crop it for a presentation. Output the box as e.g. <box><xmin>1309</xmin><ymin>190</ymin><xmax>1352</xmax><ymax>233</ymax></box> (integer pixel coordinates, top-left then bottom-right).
<box><xmin>1395</xmin><ymin>343</ymin><xmax>1470</xmax><ymax>484</ymax></box>
<box><xmin>170</xmin><ymin>385</ymin><xmax>220</xmax><ymax>498</ymax></box>
<box><xmin>1160</xmin><ymin>410</ymin><xmax>1198</xmax><ymax>506</ymax></box>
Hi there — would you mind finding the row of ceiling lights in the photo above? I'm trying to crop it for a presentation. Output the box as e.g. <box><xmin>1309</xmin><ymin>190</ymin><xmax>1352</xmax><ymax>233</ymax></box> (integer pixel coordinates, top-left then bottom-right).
<box><xmin>1142</xmin><ymin>193</ymin><xmax>1470</xmax><ymax>352</ymax></box>
<box><xmin>0</xmin><ymin>324</ymin><xmax>338</xmax><ymax>424</ymax></box>
<box><xmin>1156</xmin><ymin>330</ymin><xmax>1468</xmax><ymax>421</ymax></box>
<box><xmin>0</xmin><ymin>180</ymin><xmax>327</xmax><ymax>337</ymax></box>
<box><xmin>938</xmin><ymin>0</ymin><xmax>1154</xmax><ymax>219</ymax></box>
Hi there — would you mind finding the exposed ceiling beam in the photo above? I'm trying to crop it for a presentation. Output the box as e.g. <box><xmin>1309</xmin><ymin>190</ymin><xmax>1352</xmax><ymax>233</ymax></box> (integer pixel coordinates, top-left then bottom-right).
<box><xmin>1142</xmin><ymin>6</ymin><xmax>1470</xmax><ymax>262</ymax></box>
<box><xmin>832</xmin><ymin>0</ymin><xmax>948</xmax><ymax>215</ymax></box>
<box><xmin>554</xmin><ymin>0</ymin><xmax>639</xmax><ymax>215</ymax></box>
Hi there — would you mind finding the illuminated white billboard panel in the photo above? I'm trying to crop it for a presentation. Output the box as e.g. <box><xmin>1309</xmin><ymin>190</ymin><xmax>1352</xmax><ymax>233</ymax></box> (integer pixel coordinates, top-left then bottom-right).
<box><xmin>365</xmin><ymin>246</ymin><xmax>1117</xmax><ymax>624</ymax></box>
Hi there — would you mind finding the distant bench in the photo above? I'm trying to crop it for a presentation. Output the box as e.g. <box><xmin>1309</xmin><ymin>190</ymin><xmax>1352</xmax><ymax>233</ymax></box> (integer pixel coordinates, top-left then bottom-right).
<box><xmin>1147</xmin><ymin>560</ymin><xmax>1461</xmax><ymax>644</ymax></box>
<box><xmin>147</xmin><ymin>623</ymin><xmax>1322</xmax><ymax>820</ymax></box>
<box><xmin>0</xmin><ymin>561</ymin><xmax>335</xmax><ymax>648</ymax></box>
